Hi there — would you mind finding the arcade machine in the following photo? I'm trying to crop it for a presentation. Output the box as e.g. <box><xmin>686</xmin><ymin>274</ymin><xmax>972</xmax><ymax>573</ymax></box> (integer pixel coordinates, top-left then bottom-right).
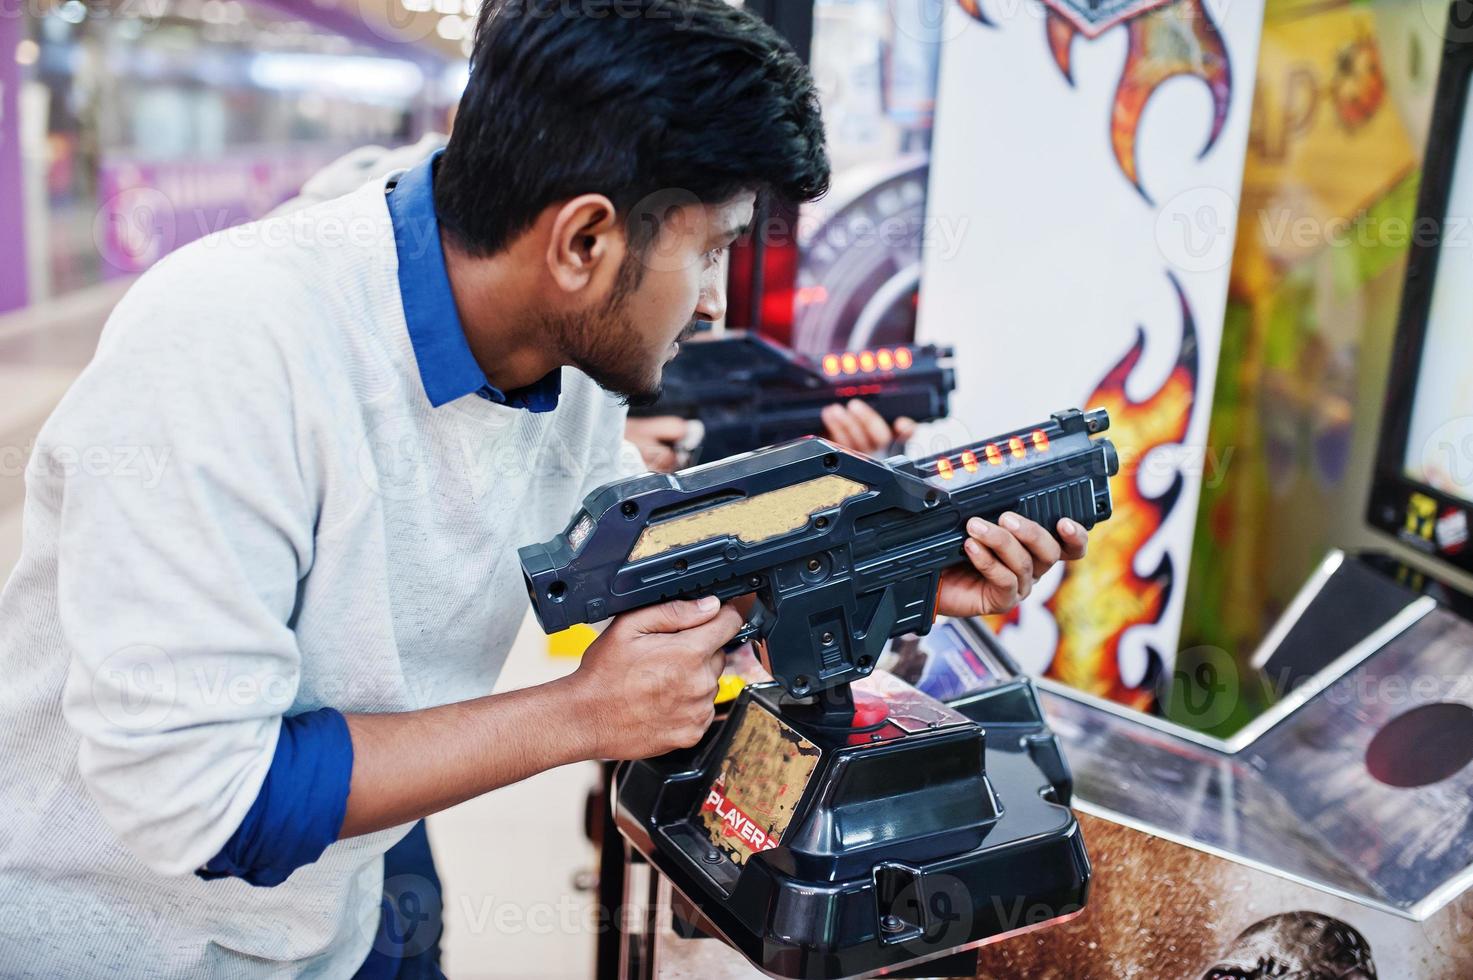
<box><xmin>557</xmin><ymin>4</ymin><xmax>1473</xmax><ymax>976</ymax></box>
<box><xmin>522</xmin><ymin>410</ymin><xmax>1117</xmax><ymax>979</ymax></box>
<box><xmin>952</xmin><ymin>11</ymin><xmax>1473</xmax><ymax>975</ymax></box>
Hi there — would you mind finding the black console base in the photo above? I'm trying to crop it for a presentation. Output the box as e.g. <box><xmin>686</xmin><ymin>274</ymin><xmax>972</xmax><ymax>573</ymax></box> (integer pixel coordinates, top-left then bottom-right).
<box><xmin>613</xmin><ymin>673</ymin><xmax>1090</xmax><ymax>980</ymax></box>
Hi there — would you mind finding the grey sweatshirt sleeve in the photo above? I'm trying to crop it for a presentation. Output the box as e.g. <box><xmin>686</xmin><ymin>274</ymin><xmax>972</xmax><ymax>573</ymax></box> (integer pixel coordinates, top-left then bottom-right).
<box><xmin>48</xmin><ymin>264</ymin><xmax>318</xmax><ymax>877</ymax></box>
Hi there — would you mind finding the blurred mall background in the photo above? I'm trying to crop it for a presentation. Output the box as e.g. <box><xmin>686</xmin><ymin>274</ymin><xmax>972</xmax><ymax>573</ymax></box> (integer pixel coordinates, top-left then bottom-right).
<box><xmin>6</xmin><ymin>0</ymin><xmax>1473</xmax><ymax>975</ymax></box>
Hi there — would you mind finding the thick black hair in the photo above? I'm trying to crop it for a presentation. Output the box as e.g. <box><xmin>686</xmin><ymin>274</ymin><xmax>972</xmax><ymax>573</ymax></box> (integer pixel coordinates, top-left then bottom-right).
<box><xmin>435</xmin><ymin>0</ymin><xmax>830</xmax><ymax>256</ymax></box>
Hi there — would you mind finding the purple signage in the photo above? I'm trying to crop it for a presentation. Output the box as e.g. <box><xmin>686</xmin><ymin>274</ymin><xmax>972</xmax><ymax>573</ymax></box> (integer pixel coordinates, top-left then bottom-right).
<box><xmin>96</xmin><ymin>147</ymin><xmax>344</xmax><ymax>277</ymax></box>
<box><xmin>0</xmin><ymin>15</ymin><xmax>28</xmax><ymax>314</ymax></box>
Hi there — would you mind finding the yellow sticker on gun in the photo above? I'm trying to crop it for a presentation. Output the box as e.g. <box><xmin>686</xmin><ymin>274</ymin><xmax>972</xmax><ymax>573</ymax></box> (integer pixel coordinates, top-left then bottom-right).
<box><xmin>628</xmin><ymin>475</ymin><xmax>867</xmax><ymax>563</ymax></box>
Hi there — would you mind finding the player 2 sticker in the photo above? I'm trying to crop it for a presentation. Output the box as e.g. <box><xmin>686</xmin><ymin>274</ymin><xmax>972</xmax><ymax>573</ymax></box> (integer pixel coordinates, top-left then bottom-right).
<box><xmin>699</xmin><ymin>703</ymin><xmax>821</xmax><ymax>866</ymax></box>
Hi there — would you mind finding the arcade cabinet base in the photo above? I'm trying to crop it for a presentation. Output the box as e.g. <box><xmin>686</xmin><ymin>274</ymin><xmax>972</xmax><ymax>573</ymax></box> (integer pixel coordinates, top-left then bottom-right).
<box><xmin>612</xmin><ymin>671</ymin><xmax>1090</xmax><ymax>980</ymax></box>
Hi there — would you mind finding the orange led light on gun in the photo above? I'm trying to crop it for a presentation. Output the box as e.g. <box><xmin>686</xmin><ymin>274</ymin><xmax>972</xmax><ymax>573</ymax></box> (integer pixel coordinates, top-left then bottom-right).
<box><xmin>894</xmin><ymin>348</ymin><xmax>913</xmax><ymax>370</ymax></box>
<box><xmin>876</xmin><ymin>349</ymin><xmax>894</xmax><ymax>371</ymax></box>
<box><xmin>936</xmin><ymin>457</ymin><xmax>955</xmax><ymax>480</ymax></box>
<box><xmin>1009</xmin><ymin>436</ymin><xmax>1026</xmax><ymax>460</ymax></box>
<box><xmin>858</xmin><ymin>351</ymin><xmax>877</xmax><ymax>373</ymax></box>
<box><xmin>984</xmin><ymin>444</ymin><xmax>1002</xmax><ymax>466</ymax></box>
<box><xmin>841</xmin><ymin>353</ymin><xmax>858</xmax><ymax>375</ymax></box>
<box><xmin>1032</xmin><ymin>429</ymin><xmax>1050</xmax><ymax>452</ymax></box>
<box><xmin>960</xmin><ymin>451</ymin><xmax>979</xmax><ymax>473</ymax></box>
<box><xmin>822</xmin><ymin>354</ymin><xmax>841</xmax><ymax>377</ymax></box>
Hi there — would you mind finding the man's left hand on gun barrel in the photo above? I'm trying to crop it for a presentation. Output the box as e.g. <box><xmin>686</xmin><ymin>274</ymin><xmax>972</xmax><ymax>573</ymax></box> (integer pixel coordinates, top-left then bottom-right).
<box><xmin>942</xmin><ymin>512</ymin><xmax>1089</xmax><ymax>618</ymax></box>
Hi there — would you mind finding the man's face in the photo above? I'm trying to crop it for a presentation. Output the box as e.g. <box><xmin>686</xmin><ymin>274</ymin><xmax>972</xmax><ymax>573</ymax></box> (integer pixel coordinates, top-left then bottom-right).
<box><xmin>552</xmin><ymin>192</ymin><xmax>755</xmax><ymax>405</ymax></box>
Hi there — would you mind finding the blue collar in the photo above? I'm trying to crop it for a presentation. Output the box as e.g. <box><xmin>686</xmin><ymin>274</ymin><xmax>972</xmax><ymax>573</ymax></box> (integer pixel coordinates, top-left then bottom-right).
<box><xmin>387</xmin><ymin>151</ymin><xmax>561</xmax><ymax>412</ymax></box>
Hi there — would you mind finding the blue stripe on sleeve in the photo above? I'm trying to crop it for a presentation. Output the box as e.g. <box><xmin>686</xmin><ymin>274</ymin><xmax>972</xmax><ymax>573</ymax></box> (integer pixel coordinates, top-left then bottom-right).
<box><xmin>197</xmin><ymin>707</ymin><xmax>354</xmax><ymax>887</ymax></box>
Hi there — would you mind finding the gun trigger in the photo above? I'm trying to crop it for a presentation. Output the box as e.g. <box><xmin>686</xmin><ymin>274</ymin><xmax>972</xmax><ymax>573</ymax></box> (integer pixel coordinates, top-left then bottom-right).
<box><xmin>733</xmin><ymin>622</ymin><xmax>760</xmax><ymax>645</ymax></box>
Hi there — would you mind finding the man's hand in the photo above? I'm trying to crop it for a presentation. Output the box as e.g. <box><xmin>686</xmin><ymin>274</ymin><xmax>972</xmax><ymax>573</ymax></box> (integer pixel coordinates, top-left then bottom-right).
<box><xmin>338</xmin><ymin>595</ymin><xmax>741</xmax><ymax>838</ymax></box>
<box><xmin>936</xmin><ymin>513</ymin><xmax>1089</xmax><ymax>618</ymax></box>
<box><xmin>625</xmin><ymin>416</ymin><xmax>690</xmax><ymax>473</ymax></box>
<box><xmin>820</xmin><ymin>399</ymin><xmax>916</xmax><ymax>457</ymax></box>
<box><xmin>571</xmin><ymin>596</ymin><xmax>744</xmax><ymax>759</ymax></box>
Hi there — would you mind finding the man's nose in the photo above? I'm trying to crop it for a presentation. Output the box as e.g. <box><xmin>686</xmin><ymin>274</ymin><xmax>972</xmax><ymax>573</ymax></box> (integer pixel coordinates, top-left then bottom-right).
<box><xmin>695</xmin><ymin>265</ymin><xmax>728</xmax><ymax>324</ymax></box>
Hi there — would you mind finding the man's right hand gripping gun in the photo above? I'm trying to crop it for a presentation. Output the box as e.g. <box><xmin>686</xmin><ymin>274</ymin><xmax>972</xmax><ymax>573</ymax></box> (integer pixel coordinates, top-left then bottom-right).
<box><xmin>520</xmin><ymin>408</ymin><xmax>1118</xmax><ymax>696</ymax></box>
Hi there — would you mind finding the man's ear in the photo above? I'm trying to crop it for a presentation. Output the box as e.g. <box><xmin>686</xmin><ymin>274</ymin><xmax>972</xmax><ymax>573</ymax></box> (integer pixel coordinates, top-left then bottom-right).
<box><xmin>546</xmin><ymin>194</ymin><xmax>626</xmax><ymax>294</ymax></box>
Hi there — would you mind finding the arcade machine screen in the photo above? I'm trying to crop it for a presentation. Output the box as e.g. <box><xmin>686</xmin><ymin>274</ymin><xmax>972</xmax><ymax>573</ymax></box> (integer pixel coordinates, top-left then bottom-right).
<box><xmin>1024</xmin><ymin>29</ymin><xmax>1473</xmax><ymax>914</ymax></box>
<box><xmin>1371</xmin><ymin>29</ymin><xmax>1473</xmax><ymax>576</ymax></box>
<box><xmin>1398</xmin><ymin>84</ymin><xmax>1473</xmax><ymax>510</ymax></box>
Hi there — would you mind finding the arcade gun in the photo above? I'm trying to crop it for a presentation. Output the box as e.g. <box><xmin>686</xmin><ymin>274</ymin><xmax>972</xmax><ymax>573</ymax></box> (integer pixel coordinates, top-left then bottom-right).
<box><xmin>629</xmin><ymin>331</ymin><xmax>955</xmax><ymax>463</ymax></box>
<box><xmin>519</xmin><ymin>408</ymin><xmax>1117</xmax><ymax>978</ymax></box>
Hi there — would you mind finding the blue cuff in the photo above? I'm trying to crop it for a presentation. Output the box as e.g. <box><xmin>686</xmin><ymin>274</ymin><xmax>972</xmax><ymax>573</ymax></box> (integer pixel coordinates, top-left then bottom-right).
<box><xmin>197</xmin><ymin>707</ymin><xmax>355</xmax><ymax>887</ymax></box>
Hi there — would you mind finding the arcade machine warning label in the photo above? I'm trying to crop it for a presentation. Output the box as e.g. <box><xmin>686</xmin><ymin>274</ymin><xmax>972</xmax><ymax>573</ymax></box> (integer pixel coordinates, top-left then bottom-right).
<box><xmin>699</xmin><ymin>704</ymin><xmax>821</xmax><ymax>866</ymax></box>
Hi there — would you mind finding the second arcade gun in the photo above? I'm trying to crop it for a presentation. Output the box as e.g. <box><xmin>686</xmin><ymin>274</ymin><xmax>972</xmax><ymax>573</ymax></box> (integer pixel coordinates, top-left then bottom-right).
<box><xmin>519</xmin><ymin>409</ymin><xmax>1118</xmax><ymax>978</ymax></box>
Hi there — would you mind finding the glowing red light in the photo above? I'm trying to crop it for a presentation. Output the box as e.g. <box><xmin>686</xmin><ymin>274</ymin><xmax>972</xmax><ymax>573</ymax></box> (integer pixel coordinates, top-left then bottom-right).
<box><xmin>822</xmin><ymin>354</ymin><xmax>841</xmax><ymax>377</ymax></box>
<box><xmin>1032</xmin><ymin>429</ymin><xmax>1050</xmax><ymax>452</ymax></box>
<box><xmin>936</xmin><ymin>457</ymin><xmax>955</xmax><ymax>480</ymax></box>
<box><xmin>1009</xmin><ymin>436</ymin><xmax>1026</xmax><ymax>460</ymax></box>
<box><xmin>876</xmin><ymin>349</ymin><xmax>895</xmax><ymax>371</ymax></box>
<box><xmin>894</xmin><ymin>348</ymin><xmax>914</xmax><ymax>370</ymax></box>
<box><xmin>858</xmin><ymin>350</ymin><xmax>877</xmax><ymax>373</ymax></box>
<box><xmin>984</xmin><ymin>444</ymin><xmax>1002</xmax><ymax>466</ymax></box>
<box><xmin>961</xmin><ymin>451</ymin><xmax>979</xmax><ymax>473</ymax></box>
<box><xmin>841</xmin><ymin>353</ymin><xmax>859</xmax><ymax>375</ymax></box>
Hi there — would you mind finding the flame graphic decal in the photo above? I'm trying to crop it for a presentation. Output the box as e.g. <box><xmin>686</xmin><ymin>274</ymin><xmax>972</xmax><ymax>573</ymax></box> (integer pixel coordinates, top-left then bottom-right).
<box><xmin>1044</xmin><ymin>277</ymin><xmax>1199</xmax><ymax>709</ymax></box>
<box><xmin>962</xmin><ymin>0</ymin><xmax>1232</xmax><ymax>203</ymax></box>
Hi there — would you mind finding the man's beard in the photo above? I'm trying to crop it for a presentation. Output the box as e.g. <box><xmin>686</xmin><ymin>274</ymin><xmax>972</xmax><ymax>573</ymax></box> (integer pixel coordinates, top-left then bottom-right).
<box><xmin>545</xmin><ymin>256</ymin><xmax>686</xmax><ymax>407</ymax></box>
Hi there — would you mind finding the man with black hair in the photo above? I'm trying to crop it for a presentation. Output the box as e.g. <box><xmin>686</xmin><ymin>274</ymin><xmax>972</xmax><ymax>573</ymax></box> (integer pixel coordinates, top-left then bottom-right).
<box><xmin>0</xmin><ymin>2</ymin><xmax>1088</xmax><ymax>975</ymax></box>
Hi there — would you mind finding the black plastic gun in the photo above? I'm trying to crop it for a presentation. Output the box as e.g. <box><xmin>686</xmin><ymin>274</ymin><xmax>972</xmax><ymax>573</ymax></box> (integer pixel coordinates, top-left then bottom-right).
<box><xmin>629</xmin><ymin>332</ymin><xmax>956</xmax><ymax>463</ymax></box>
<box><xmin>520</xmin><ymin>407</ymin><xmax>1118</xmax><ymax>701</ymax></box>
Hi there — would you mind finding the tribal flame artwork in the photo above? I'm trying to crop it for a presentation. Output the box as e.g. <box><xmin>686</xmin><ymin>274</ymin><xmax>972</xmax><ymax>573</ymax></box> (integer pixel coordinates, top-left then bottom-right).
<box><xmin>960</xmin><ymin>0</ymin><xmax>1232</xmax><ymax>203</ymax></box>
<box><xmin>1044</xmin><ymin>278</ymin><xmax>1199</xmax><ymax>709</ymax></box>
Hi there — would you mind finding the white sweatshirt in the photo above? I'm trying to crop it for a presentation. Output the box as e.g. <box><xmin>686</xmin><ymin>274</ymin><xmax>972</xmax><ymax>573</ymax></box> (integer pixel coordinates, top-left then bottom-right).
<box><xmin>0</xmin><ymin>177</ymin><xmax>637</xmax><ymax>976</ymax></box>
